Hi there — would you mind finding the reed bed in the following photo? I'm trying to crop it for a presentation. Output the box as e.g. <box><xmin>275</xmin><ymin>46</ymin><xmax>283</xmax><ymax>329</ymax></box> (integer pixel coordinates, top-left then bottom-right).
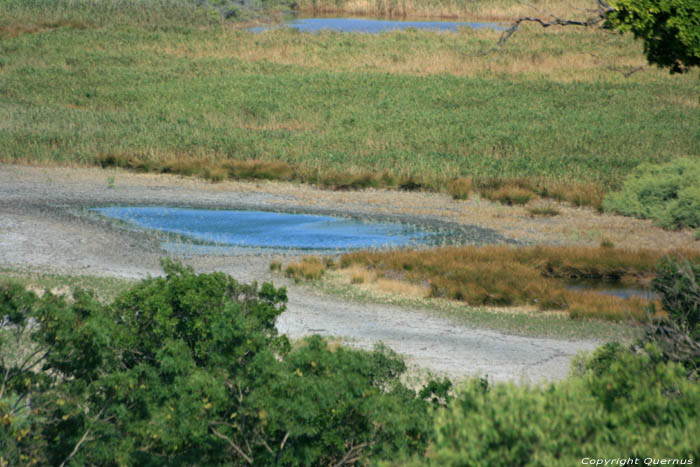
<box><xmin>292</xmin><ymin>0</ymin><xmax>600</xmax><ymax>21</ymax></box>
<box><xmin>337</xmin><ymin>246</ymin><xmax>698</xmax><ymax>321</ymax></box>
<box><xmin>1</xmin><ymin>1</ymin><xmax>698</xmax><ymax>210</ymax></box>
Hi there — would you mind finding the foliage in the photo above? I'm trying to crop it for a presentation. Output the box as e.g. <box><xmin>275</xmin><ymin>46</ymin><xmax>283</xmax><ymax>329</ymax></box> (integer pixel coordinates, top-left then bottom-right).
<box><xmin>0</xmin><ymin>260</ymin><xmax>437</xmax><ymax>465</ymax></box>
<box><xmin>604</xmin><ymin>157</ymin><xmax>700</xmax><ymax>230</ymax></box>
<box><xmin>607</xmin><ymin>0</ymin><xmax>700</xmax><ymax>73</ymax></box>
<box><xmin>653</xmin><ymin>256</ymin><xmax>700</xmax><ymax>339</ymax></box>
<box><xmin>401</xmin><ymin>342</ymin><xmax>700</xmax><ymax>466</ymax></box>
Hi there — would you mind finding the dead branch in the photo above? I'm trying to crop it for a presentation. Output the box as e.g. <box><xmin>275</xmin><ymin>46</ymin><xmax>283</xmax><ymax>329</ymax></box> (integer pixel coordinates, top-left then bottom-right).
<box><xmin>498</xmin><ymin>0</ymin><xmax>615</xmax><ymax>46</ymax></box>
<box><xmin>589</xmin><ymin>53</ymin><xmax>649</xmax><ymax>77</ymax></box>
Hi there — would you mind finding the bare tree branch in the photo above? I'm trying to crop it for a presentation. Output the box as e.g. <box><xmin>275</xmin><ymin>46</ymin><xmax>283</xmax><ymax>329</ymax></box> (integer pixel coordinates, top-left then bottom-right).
<box><xmin>498</xmin><ymin>0</ymin><xmax>615</xmax><ymax>46</ymax></box>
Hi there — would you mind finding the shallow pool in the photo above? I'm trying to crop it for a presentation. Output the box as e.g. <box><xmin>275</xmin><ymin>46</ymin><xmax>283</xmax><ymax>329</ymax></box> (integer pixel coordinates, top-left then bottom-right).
<box><xmin>93</xmin><ymin>206</ymin><xmax>448</xmax><ymax>253</ymax></box>
<box><xmin>250</xmin><ymin>17</ymin><xmax>503</xmax><ymax>33</ymax></box>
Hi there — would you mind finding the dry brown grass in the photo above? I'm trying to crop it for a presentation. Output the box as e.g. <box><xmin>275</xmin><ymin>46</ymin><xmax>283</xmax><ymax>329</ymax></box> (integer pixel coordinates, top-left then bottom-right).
<box><xmin>543</xmin><ymin>181</ymin><xmax>605</xmax><ymax>211</ymax></box>
<box><xmin>146</xmin><ymin>24</ymin><xmax>674</xmax><ymax>84</ymax></box>
<box><xmin>285</xmin><ymin>256</ymin><xmax>327</xmax><ymax>282</ymax></box>
<box><xmin>527</xmin><ymin>203</ymin><xmax>560</xmax><ymax>217</ymax></box>
<box><xmin>294</xmin><ymin>0</ymin><xmax>600</xmax><ymax>22</ymax></box>
<box><xmin>339</xmin><ymin>245</ymin><xmax>700</xmax><ymax>321</ymax></box>
<box><xmin>448</xmin><ymin>177</ymin><xmax>473</xmax><ymax>200</ymax></box>
<box><xmin>470</xmin><ymin>177</ymin><xmax>605</xmax><ymax>210</ymax></box>
<box><xmin>96</xmin><ymin>151</ymin><xmax>440</xmax><ymax>191</ymax></box>
<box><xmin>339</xmin><ymin>265</ymin><xmax>429</xmax><ymax>297</ymax></box>
<box><xmin>97</xmin><ymin>153</ymin><xmax>296</xmax><ymax>183</ymax></box>
<box><xmin>481</xmin><ymin>186</ymin><xmax>536</xmax><ymax>205</ymax></box>
<box><xmin>566</xmin><ymin>291</ymin><xmax>661</xmax><ymax>322</ymax></box>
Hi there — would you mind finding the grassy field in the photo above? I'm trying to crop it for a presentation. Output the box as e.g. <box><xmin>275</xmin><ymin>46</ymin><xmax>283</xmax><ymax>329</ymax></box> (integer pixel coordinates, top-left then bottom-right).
<box><xmin>1</xmin><ymin>0</ymin><xmax>698</xmax><ymax>202</ymax></box>
<box><xmin>294</xmin><ymin>0</ymin><xmax>617</xmax><ymax>21</ymax></box>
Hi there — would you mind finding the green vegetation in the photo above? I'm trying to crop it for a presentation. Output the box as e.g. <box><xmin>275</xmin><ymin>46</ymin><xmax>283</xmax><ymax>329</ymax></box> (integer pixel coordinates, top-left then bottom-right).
<box><xmin>604</xmin><ymin>157</ymin><xmax>700</xmax><ymax>230</ymax></box>
<box><xmin>1</xmin><ymin>0</ymin><xmax>698</xmax><ymax>208</ymax></box>
<box><xmin>653</xmin><ymin>257</ymin><xmax>700</xmax><ymax>339</ymax></box>
<box><xmin>0</xmin><ymin>260</ymin><xmax>446</xmax><ymax>465</ymax></box>
<box><xmin>608</xmin><ymin>0</ymin><xmax>700</xmax><ymax>73</ymax></box>
<box><xmin>401</xmin><ymin>342</ymin><xmax>700</xmax><ymax>465</ymax></box>
<box><xmin>2</xmin><ymin>258</ymin><xmax>700</xmax><ymax>465</ymax></box>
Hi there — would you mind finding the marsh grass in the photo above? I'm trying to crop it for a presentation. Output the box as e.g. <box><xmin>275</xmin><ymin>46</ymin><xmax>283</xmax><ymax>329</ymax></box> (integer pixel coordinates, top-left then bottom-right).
<box><xmin>338</xmin><ymin>245</ymin><xmax>697</xmax><ymax>321</ymax></box>
<box><xmin>285</xmin><ymin>256</ymin><xmax>327</xmax><ymax>282</ymax></box>
<box><xmin>447</xmin><ymin>177</ymin><xmax>473</xmax><ymax>200</ymax></box>
<box><xmin>293</xmin><ymin>0</ymin><xmax>603</xmax><ymax>21</ymax></box>
<box><xmin>1</xmin><ymin>1</ymin><xmax>698</xmax><ymax>207</ymax></box>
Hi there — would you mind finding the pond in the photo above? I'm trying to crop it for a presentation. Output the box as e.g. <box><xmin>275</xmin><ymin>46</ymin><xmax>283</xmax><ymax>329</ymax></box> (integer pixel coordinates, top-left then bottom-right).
<box><xmin>92</xmin><ymin>206</ymin><xmax>457</xmax><ymax>254</ymax></box>
<box><xmin>250</xmin><ymin>17</ymin><xmax>504</xmax><ymax>33</ymax></box>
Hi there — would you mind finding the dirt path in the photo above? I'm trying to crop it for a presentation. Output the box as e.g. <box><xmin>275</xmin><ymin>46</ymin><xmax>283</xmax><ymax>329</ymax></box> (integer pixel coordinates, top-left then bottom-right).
<box><xmin>6</xmin><ymin>164</ymin><xmax>676</xmax><ymax>382</ymax></box>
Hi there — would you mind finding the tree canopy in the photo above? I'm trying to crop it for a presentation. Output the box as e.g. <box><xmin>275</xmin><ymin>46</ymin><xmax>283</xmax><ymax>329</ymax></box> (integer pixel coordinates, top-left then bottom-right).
<box><xmin>607</xmin><ymin>0</ymin><xmax>700</xmax><ymax>72</ymax></box>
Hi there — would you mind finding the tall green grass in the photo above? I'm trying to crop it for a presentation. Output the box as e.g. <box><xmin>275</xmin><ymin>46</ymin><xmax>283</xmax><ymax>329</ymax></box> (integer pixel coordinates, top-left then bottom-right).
<box><xmin>1</xmin><ymin>1</ymin><xmax>698</xmax><ymax>194</ymax></box>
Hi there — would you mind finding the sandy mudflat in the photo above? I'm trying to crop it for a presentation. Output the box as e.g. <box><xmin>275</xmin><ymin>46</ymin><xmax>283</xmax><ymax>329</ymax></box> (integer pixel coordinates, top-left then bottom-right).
<box><xmin>5</xmin><ymin>165</ymin><xmax>691</xmax><ymax>381</ymax></box>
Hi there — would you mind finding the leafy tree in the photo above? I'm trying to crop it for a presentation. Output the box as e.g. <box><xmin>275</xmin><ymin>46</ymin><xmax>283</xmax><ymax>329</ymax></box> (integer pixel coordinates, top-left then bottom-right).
<box><xmin>0</xmin><ymin>260</ymin><xmax>439</xmax><ymax>466</ymax></box>
<box><xmin>607</xmin><ymin>0</ymin><xmax>700</xmax><ymax>73</ymax></box>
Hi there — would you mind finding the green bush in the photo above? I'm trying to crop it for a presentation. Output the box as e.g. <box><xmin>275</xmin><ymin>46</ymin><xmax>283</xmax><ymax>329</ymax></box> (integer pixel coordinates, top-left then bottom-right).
<box><xmin>653</xmin><ymin>257</ymin><xmax>700</xmax><ymax>338</ymax></box>
<box><xmin>0</xmin><ymin>260</ymin><xmax>438</xmax><ymax>466</ymax></box>
<box><xmin>401</xmin><ymin>342</ymin><xmax>700</xmax><ymax>466</ymax></box>
<box><xmin>604</xmin><ymin>157</ymin><xmax>700</xmax><ymax>229</ymax></box>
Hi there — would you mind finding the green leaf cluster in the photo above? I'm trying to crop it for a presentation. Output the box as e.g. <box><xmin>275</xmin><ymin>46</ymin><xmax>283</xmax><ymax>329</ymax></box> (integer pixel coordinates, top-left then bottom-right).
<box><xmin>607</xmin><ymin>0</ymin><xmax>700</xmax><ymax>73</ymax></box>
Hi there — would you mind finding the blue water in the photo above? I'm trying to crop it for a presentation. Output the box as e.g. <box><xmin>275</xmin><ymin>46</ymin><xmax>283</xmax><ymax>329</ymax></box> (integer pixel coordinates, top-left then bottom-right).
<box><xmin>93</xmin><ymin>206</ymin><xmax>441</xmax><ymax>251</ymax></box>
<box><xmin>250</xmin><ymin>17</ymin><xmax>503</xmax><ymax>33</ymax></box>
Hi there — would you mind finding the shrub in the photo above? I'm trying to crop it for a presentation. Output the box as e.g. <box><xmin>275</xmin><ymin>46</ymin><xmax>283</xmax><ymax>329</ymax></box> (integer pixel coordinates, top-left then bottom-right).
<box><xmin>653</xmin><ymin>256</ymin><xmax>700</xmax><ymax>339</ymax></box>
<box><xmin>604</xmin><ymin>157</ymin><xmax>700</xmax><ymax>230</ymax></box>
<box><xmin>0</xmin><ymin>261</ymin><xmax>438</xmax><ymax>465</ymax></box>
<box><xmin>404</xmin><ymin>343</ymin><xmax>700</xmax><ymax>466</ymax></box>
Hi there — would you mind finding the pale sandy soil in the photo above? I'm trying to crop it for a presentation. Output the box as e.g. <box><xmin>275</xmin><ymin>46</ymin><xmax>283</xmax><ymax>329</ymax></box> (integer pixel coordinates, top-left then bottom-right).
<box><xmin>3</xmin><ymin>165</ymin><xmax>692</xmax><ymax>382</ymax></box>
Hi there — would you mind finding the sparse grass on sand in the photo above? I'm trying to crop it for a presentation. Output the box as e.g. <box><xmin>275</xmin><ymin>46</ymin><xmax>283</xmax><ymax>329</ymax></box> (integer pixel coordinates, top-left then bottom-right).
<box><xmin>1</xmin><ymin>0</ymin><xmax>698</xmax><ymax>211</ymax></box>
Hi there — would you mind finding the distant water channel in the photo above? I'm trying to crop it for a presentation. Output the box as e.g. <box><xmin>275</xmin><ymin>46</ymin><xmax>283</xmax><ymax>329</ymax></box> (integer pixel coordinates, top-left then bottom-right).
<box><xmin>565</xmin><ymin>280</ymin><xmax>659</xmax><ymax>300</ymax></box>
<box><xmin>93</xmin><ymin>206</ymin><xmax>454</xmax><ymax>254</ymax></box>
<box><xmin>250</xmin><ymin>17</ymin><xmax>504</xmax><ymax>33</ymax></box>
